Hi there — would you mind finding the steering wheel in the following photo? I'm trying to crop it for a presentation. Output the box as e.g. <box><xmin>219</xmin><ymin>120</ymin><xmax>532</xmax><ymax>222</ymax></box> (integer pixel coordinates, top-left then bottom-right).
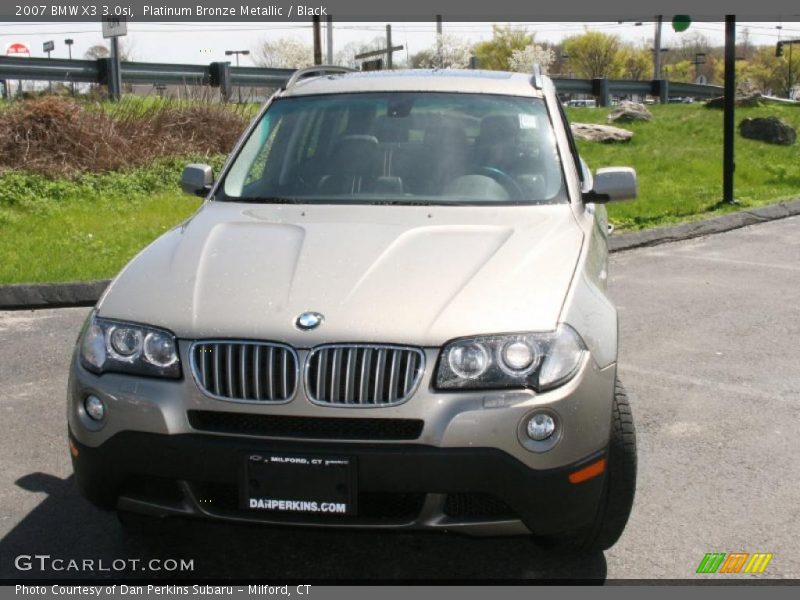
<box><xmin>471</xmin><ymin>166</ymin><xmax>526</xmax><ymax>201</ymax></box>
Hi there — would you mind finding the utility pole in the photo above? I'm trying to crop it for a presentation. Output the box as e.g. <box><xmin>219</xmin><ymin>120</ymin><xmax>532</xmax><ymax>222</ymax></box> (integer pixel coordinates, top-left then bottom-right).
<box><xmin>109</xmin><ymin>36</ymin><xmax>122</xmax><ymax>101</ymax></box>
<box><xmin>653</xmin><ymin>15</ymin><xmax>663</xmax><ymax>80</ymax></box>
<box><xmin>326</xmin><ymin>15</ymin><xmax>334</xmax><ymax>64</ymax></box>
<box><xmin>436</xmin><ymin>15</ymin><xmax>443</xmax><ymax>67</ymax></box>
<box><xmin>721</xmin><ymin>15</ymin><xmax>737</xmax><ymax>205</ymax></box>
<box><xmin>386</xmin><ymin>24</ymin><xmax>393</xmax><ymax>69</ymax></box>
<box><xmin>313</xmin><ymin>16</ymin><xmax>322</xmax><ymax>65</ymax></box>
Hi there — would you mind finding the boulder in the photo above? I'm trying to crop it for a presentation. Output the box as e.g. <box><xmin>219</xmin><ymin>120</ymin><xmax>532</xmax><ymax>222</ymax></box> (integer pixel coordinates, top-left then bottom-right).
<box><xmin>739</xmin><ymin>116</ymin><xmax>796</xmax><ymax>145</ymax></box>
<box><xmin>571</xmin><ymin>122</ymin><xmax>634</xmax><ymax>143</ymax></box>
<box><xmin>705</xmin><ymin>93</ymin><xmax>763</xmax><ymax>109</ymax></box>
<box><xmin>607</xmin><ymin>101</ymin><xmax>653</xmax><ymax>123</ymax></box>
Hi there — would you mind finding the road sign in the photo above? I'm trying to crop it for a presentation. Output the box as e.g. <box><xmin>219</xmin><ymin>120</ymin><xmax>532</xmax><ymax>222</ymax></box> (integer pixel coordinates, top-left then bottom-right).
<box><xmin>43</xmin><ymin>41</ymin><xmax>54</xmax><ymax>53</ymax></box>
<box><xmin>102</xmin><ymin>16</ymin><xmax>127</xmax><ymax>38</ymax></box>
<box><xmin>6</xmin><ymin>43</ymin><xmax>31</xmax><ymax>56</ymax></box>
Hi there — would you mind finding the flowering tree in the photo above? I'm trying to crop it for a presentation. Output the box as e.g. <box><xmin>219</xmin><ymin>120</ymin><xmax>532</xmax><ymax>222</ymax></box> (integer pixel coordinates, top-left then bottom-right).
<box><xmin>254</xmin><ymin>37</ymin><xmax>314</xmax><ymax>69</ymax></box>
<box><xmin>508</xmin><ymin>45</ymin><xmax>555</xmax><ymax>73</ymax></box>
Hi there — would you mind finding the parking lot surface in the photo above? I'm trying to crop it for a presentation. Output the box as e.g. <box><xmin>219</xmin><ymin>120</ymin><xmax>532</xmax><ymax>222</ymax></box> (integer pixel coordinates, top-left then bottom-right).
<box><xmin>1</xmin><ymin>216</ymin><xmax>798</xmax><ymax>580</ymax></box>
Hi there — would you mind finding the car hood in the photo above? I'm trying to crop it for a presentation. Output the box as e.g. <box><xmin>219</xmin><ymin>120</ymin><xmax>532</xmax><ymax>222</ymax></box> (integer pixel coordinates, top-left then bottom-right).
<box><xmin>99</xmin><ymin>202</ymin><xmax>584</xmax><ymax>347</ymax></box>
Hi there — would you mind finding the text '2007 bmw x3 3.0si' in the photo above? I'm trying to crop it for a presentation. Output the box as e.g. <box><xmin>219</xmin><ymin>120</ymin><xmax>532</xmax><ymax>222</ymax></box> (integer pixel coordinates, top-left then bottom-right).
<box><xmin>68</xmin><ymin>66</ymin><xmax>638</xmax><ymax>552</ymax></box>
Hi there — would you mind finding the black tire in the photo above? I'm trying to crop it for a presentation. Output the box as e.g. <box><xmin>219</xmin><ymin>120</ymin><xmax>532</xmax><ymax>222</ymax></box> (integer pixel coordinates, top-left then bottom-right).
<box><xmin>535</xmin><ymin>378</ymin><xmax>637</xmax><ymax>553</ymax></box>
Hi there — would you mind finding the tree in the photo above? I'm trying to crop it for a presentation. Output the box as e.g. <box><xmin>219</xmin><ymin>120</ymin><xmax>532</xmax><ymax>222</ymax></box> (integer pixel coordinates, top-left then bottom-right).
<box><xmin>562</xmin><ymin>31</ymin><xmax>623</xmax><ymax>79</ymax></box>
<box><xmin>618</xmin><ymin>45</ymin><xmax>653</xmax><ymax>80</ymax></box>
<box><xmin>473</xmin><ymin>25</ymin><xmax>534</xmax><ymax>71</ymax></box>
<box><xmin>737</xmin><ymin>46</ymin><xmax>799</xmax><ymax>97</ymax></box>
<box><xmin>84</xmin><ymin>44</ymin><xmax>108</xmax><ymax>60</ymax></box>
<box><xmin>254</xmin><ymin>37</ymin><xmax>314</xmax><ymax>69</ymax></box>
<box><xmin>335</xmin><ymin>36</ymin><xmax>398</xmax><ymax>69</ymax></box>
<box><xmin>508</xmin><ymin>45</ymin><xmax>555</xmax><ymax>73</ymax></box>
<box><xmin>411</xmin><ymin>33</ymin><xmax>473</xmax><ymax>69</ymax></box>
<box><xmin>84</xmin><ymin>40</ymin><xmax>134</xmax><ymax>61</ymax></box>
<box><xmin>662</xmin><ymin>60</ymin><xmax>694</xmax><ymax>83</ymax></box>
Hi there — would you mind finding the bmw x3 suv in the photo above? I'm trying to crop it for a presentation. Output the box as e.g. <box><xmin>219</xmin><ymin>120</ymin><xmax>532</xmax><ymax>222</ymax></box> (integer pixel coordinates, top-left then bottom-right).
<box><xmin>68</xmin><ymin>67</ymin><xmax>638</xmax><ymax>552</ymax></box>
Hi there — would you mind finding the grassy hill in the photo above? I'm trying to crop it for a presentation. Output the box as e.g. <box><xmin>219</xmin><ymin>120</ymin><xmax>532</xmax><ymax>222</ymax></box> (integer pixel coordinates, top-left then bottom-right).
<box><xmin>567</xmin><ymin>103</ymin><xmax>800</xmax><ymax>229</ymax></box>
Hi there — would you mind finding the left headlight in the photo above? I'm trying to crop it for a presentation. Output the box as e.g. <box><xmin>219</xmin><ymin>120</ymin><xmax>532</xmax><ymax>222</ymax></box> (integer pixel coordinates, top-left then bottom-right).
<box><xmin>79</xmin><ymin>313</ymin><xmax>181</xmax><ymax>379</ymax></box>
<box><xmin>435</xmin><ymin>324</ymin><xmax>586</xmax><ymax>392</ymax></box>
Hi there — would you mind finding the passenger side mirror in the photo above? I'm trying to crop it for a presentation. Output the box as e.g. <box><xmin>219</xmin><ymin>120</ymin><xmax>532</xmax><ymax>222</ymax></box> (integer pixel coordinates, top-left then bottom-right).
<box><xmin>582</xmin><ymin>167</ymin><xmax>637</xmax><ymax>203</ymax></box>
<box><xmin>181</xmin><ymin>164</ymin><xmax>214</xmax><ymax>197</ymax></box>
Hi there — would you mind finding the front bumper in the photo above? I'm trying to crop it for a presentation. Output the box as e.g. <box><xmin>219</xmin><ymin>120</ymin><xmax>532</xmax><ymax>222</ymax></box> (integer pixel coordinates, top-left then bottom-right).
<box><xmin>68</xmin><ymin>345</ymin><xmax>615</xmax><ymax>535</ymax></box>
<box><xmin>69</xmin><ymin>429</ymin><xmax>607</xmax><ymax>536</ymax></box>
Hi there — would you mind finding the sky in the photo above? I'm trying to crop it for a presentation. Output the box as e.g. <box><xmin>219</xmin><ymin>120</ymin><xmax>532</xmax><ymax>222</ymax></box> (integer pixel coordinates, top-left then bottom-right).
<box><xmin>2</xmin><ymin>20</ymin><xmax>799</xmax><ymax>64</ymax></box>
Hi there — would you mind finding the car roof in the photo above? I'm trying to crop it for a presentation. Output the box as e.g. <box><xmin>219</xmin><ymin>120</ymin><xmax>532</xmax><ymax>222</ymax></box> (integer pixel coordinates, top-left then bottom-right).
<box><xmin>281</xmin><ymin>69</ymin><xmax>544</xmax><ymax>99</ymax></box>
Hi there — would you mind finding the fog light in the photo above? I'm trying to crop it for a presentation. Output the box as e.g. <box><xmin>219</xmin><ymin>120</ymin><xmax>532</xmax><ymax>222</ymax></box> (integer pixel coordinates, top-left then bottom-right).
<box><xmin>526</xmin><ymin>413</ymin><xmax>556</xmax><ymax>441</ymax></box>
<box><xmin>84</xmin><ymin>395</ymin><xmax>105</xmax><ymax>421</ymax></box>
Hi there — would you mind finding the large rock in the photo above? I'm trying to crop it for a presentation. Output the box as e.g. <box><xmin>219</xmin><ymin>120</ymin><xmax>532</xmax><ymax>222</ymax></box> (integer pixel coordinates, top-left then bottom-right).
<box><xmin>607</xmin><ymin>101</ymin><xmax>653</xmax><ymax>123</ymax></box>
<box><xmin>739</xmin><ymin>116</ymin><xmax>796</xmax><ymax>145</ymax></box>
<box><xmin>571</xmin><ymin>122</ymin><xmax>634</xmax><ymax>143</ymax></box>
<box><xmin>705</xmin><ymin>93</ymin><xmax>763</xmax><ymax>109</ymax></box>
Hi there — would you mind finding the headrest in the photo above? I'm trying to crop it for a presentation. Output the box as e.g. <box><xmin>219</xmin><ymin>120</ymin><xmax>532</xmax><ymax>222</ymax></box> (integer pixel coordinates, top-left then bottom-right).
<box><xmin>478</xmin><ymin>115</ymin><xmax>519</xmax><ymax>145</ymax></box>
<box><xmin>329</xmin><ymin>135</ymin><xmax>381</xmax><ymax>174</ymax></box>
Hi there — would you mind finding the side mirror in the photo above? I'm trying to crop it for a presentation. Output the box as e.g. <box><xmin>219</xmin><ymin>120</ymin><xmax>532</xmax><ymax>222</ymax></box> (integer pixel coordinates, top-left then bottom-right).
<box><xmin>181</xmin><ymin>163</ymin><xmax>214</xmax><ymax>197</ymax></box>
<box><xmin>582</xmin><ymin>167</ymin><xmax>637</xmax><ymax>203</ymax></box>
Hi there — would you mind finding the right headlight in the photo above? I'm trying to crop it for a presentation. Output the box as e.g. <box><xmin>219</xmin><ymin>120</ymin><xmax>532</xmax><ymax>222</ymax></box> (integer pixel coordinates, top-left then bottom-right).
<box><xmin>435</xmin><ymin>324</ymin><xmax>586</xmax><ymax>392</ymax></box>
<box><xmin>78</xmin><ymin>312</ymin><xmax>181</xmax><ymax>379</ymax></box>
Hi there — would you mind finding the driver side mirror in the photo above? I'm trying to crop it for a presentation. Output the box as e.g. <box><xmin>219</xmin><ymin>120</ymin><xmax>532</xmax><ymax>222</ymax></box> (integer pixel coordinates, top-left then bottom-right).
<box><xmin>582</xmin><ymin>167</ymin><xmax>637</xmax><ymax>203</ymax></box>
<box><xmin>181</xmin><ymin>164</ymin><xmax>214</xmax><ymax>197</ymax></box>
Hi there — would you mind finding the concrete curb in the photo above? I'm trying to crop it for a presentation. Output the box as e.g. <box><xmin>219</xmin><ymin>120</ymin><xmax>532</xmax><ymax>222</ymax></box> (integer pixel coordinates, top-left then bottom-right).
<box><xmin>609</xmin><ymin>198</ymin><xmax>800</xmax><ymax>252</ymax></box>
<box><xmin>0</xmin><ymin>280</ymin><xmax>111</xmax><ymax>310</ymax></box>
<box><xmin>2</xmin><ymin>199</ymin><xmax>799</xmax><ymax>311</ymax></box>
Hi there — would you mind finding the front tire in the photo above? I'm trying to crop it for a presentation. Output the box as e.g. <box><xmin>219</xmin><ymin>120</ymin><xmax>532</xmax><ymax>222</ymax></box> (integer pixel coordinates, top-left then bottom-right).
<box><xmin>535</xmin><ymin>378</ymin><xmax>637</xmax><ymax>553</ymax></box>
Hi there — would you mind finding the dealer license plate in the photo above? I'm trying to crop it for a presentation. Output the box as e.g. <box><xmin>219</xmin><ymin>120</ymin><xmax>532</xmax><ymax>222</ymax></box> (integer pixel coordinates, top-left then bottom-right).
<box><xmin>242</xmin><ymin>453</ymin><xmax>357</xmax><ymax>516</ymax></box>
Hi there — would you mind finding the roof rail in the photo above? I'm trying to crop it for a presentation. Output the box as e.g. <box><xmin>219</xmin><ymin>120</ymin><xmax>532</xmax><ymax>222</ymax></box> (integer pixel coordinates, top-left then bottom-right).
<box><xmin>531</xmin><ymin>63</ymin><xmax>544</xmax><ymax>90</ymax></box>
<box><xmin>284</xmin><ymin>65</ymin><xmax>356</xmax><ymax>90</ymax></box>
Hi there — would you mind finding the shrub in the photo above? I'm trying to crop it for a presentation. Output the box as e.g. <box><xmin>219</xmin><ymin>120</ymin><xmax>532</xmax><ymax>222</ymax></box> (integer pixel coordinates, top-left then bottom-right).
<box><xmin>0</xmin><ymin>96</ymin><xmax>249</xmax><ymax>177</ymax></box>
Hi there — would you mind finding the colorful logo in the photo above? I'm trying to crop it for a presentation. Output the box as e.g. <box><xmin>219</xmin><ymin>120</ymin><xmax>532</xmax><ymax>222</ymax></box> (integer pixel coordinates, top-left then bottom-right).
<box><xmin>696</xmin><ymin>552</ymin><xmax>773</xmax><ymax>574</ymax></box>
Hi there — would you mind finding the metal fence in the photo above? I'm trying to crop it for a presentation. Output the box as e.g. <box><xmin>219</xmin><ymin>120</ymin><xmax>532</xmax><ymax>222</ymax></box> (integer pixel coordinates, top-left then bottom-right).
<box><xmin>0</xmin><ymin>56</ymin><xmax>723</xmax><ymax>102</ymax></box>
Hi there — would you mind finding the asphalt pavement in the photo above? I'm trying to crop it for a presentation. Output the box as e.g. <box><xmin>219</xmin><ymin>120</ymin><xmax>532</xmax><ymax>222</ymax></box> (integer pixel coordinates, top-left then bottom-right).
<box><xmin>1</xmin><ymin>216</ymin><xmax>798</xmax><ymax>581</ymax></box>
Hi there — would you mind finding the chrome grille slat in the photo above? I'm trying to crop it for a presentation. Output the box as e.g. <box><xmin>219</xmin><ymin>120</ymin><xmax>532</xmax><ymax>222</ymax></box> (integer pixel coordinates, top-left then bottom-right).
<box><xmin>306</xmin><ymin>344</ymin><xmax>424</xmax><ymax>407</ymax></box>
<box><xmin>253</xmin><ymin>346</ymin><xmax>261</xmax><ymax>400</ymax></box>
<box><xmin>266</xmin><ymin>346</ymin><xmax>275</xmax><ymax>400</ymax></box>
<box><xmin>191</xmin><ymin>341</ymin><xmax>297</xmax><ymax>403</ymax></box>
<box><xmin>240</xmin><ymin>345</ymin><xmax>248</xmax><ymax>400</ymax></box>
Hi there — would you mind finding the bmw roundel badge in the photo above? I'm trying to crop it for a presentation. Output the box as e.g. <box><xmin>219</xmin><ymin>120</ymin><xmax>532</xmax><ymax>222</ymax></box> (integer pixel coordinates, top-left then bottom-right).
<box><xmin>296</xmin><ymin>311</ymin><xmax>324</xmax><ymax>331</ymax></box>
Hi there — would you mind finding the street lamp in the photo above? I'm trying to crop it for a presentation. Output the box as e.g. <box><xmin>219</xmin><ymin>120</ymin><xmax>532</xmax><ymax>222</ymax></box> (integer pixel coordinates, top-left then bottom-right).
<box><xmin>225</xmin><ymin>49</ymin><xmax>249</xmax><ymax>102</ymax></box>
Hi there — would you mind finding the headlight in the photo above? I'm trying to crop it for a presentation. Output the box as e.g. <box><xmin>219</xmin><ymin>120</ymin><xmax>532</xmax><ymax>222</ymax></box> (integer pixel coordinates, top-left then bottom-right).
<box><xmin>79</xmin><ymin>313</ymin><xmax>181</xmax><ymax>379</ymax></box>
<box><xmin>435</xmin><ymin>324</ymin><xmax>586</xmax><ymax>392</ymax></box>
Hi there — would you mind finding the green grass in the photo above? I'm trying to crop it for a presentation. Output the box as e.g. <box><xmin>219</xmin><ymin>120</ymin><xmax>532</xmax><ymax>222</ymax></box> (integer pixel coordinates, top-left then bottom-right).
<box><xmin>567</xmin><ymin>103</ymin><xmax>800</xmax><ymax>229</ymax></box>
<box><xmin>0</xmin><ymin>191</ymin><xmax>201</xmax><ymax>284</ymax></box>
<box><xmin>0</xmin><ymin>158</ymin><xmax>216</xmax><ymax>284</ymax></box>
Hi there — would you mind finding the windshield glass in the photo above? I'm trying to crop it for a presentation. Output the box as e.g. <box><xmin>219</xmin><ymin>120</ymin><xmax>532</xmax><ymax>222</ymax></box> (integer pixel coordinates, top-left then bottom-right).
<box><xmin>221</xmin><ymin>92</ymin><xmax>566</xmax><ymax>205</ymax></box>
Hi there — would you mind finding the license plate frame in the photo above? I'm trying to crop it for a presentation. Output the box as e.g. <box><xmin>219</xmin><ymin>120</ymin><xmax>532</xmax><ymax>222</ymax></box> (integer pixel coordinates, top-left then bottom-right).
<box><xmin>241</xmin><ymin>452</ymin><xmax>357</xmax><ymax>516</ymax></box>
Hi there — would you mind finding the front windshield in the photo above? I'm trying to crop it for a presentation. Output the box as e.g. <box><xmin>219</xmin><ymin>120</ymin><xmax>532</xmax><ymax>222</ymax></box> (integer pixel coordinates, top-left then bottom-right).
<box><xmin>221</xmin><ymin>92</ymin><xmax>567</xmax><ymax>205</ymax></box>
